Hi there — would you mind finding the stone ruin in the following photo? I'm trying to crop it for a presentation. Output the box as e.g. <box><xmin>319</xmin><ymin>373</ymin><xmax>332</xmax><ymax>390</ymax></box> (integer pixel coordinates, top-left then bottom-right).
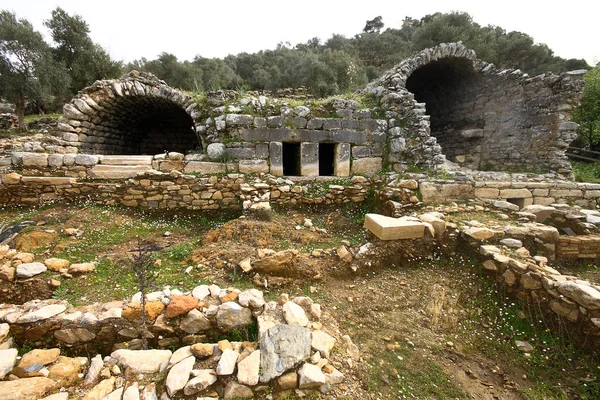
<box><xmin>42</xmin><ymin>42</ymin><xmax>584</xmax><ymax>178</ymax></box>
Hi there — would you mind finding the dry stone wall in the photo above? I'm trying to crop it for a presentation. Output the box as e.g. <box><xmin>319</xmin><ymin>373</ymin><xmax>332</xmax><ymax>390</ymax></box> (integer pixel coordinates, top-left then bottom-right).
<box><xmin>34</xmin><ymin>43</ymin><xmax>583</xmax><ymax>178</ymax></box>
<box><xmin>367</xmin><ymin>42</ymin><xmax>584</xmax><ymax>175</ymax></box>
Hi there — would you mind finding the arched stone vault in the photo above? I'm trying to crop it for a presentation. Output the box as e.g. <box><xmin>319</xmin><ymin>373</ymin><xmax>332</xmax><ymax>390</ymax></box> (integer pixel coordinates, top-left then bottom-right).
<box><xmin>54</xmin><ymin>71</ymin><xmax>202</xmax><ymax>155</ymax></box>
<box><xmin>368</xmin><ymin>42</ymin><xmax>584</xmax><ymax>175</ymax></box>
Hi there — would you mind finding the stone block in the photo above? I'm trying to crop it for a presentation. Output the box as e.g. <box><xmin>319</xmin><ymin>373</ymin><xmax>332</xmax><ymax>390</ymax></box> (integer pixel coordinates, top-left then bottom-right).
<box><xmin>183</xmin><ymin>162</ymin><xmax>226</xmax><ymax>175</ymax></box>
<box><xmin>75</xmin><ymin>154</ymin><xmax>100</xmax><ymax>166</ymax></box>
<box><xmin>239</xmin><ymin>160</ymin><xmax>269</xmax><ymax>174</ymax></box>
<box><xmin>226</xmin><ymin>148</ymin><xmax>255</xmax><ymax>159</ymax></box>
<box><xmin>549</xmin><ymin>189</ymin><xmax>583</xmax><ymax>198</ymax></box>
<box><xmin>335</xmin><ymin>143</ymin><xmax>350</xmax><ymax>177</ymax></box>
<box><xmin>286</xmin><ymin>117</ymin><xmax>307</xmax><ymax>129</ymax></box>
<box><xmin>330</xmin><ymin>130</ymin><xmax>367</xmax><ymax>144</ymax></box>
<box><xmin>48</xmin><ymin>154</ymin><xmax>64</xmax><ymax>168</ymax></box>
<box><xmin>474</xmin><ymin>188</ymin><xmax>499</xmax><ymax>199</ymax></box>
<box><xmin>300</xmin><ymin>143</ymin><xmax>319</xmax><ymax>176</ymax></box>
<box><xmin>351</xmin><ymin>157</ymin><xmax>382</xmax><ymax>175</ymax></box>
<box><xmin>307</xmin><ymin>118</ymin><xmax>326</xmax><ymax>130</ymax></box>
<box><xmin>21</xmin><ymin>153</ymin><xmax>48</xmax><ymax>167</ymax></box>
<box><xmin>256</xmin><ymin>144</ymin><xmax>269</xmax><ymax>159</ymax></box>
<box><xmin>322</xmin><ymin>119</ymin><xmax>342</xmax><ymax>130</ymax></box>
<box><xmin>269</xmin><ymin>142</ymin><xmax>283</xmax><ymax>176</ymax></box>
<box><xmin>101</xmin><ymin>156</ymin><xmax>153</xmax><ymax>165</ymax></box>
<box><xmin>364</xmin><ymin>214</ymin><xmax>425</xmax><ymax>240</ymax></box>
<box><xmin>420</xmin><ymin>182</ymin><xmax>474</xmax><ymax>203</ymax></box>
<box><xmin>499</xmin><ymin>188</ymin><xmax>532</xmax><ymax>199</ymax></box>
<box><xmin>351</xmin><ymin>146</ymin><xmax>370</xmax><ymax>158</ymax></box>
<box><xmin>21</xmin><ymin>177</ymin><xmax>77</xmax><ymax>185</ymax></box>
<box><xmin>88</xmin><ymin>165</ymin><xmax>153</xmax><ymax>179</ymax></box>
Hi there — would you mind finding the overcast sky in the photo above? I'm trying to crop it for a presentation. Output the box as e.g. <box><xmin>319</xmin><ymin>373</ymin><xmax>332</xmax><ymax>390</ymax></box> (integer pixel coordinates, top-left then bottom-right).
<box><xmin>3</xmin><ymin>0</ymin><xmax>599</xmax><ymax>66</ymax></box>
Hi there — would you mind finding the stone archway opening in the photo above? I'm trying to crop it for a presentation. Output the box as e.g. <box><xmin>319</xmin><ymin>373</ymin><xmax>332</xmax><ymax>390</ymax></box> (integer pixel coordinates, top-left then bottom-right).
<box><xmin>406</xmin><ymin>57</ymin><xmax>485</xmax><ymax>168</ymax></box>
<box><xmin>98</xmin><ymin>96</ymin><xmax>198</xmax><ymax>155</ymax></box>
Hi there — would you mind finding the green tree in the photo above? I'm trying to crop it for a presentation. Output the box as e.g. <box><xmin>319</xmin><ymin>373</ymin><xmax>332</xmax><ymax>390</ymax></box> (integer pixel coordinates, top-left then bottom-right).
<box><xmin>0</xmin><ymin>10</ymin><xmax>69</xmax><ymax>130</ymax></box>
<box><xmin>363</xmin><ymin>16</ymin><xmax>384</xmax><ymax>34</ymax></box>
<box><xmin>44</xmin><ymin>7</ymin><xmax>121</xmax><ymax>95</ymax></box>
<box><xmin>573</xmin><ymin>66</ymin><xmax>600</xmax><ymax>150</ymax></box>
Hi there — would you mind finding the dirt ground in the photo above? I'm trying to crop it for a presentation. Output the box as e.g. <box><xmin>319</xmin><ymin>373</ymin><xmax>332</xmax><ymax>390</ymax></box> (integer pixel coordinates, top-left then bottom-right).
<box><xmin>1</xmin><ymin>203</ymin><xmax>599</xmax><ymax>399</ymax></box>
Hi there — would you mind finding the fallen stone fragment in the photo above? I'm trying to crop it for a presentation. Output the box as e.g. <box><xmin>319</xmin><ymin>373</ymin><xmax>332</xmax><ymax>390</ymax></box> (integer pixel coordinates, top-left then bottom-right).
<box><xmin>260</xmin><ymin>324</ymin><xmax>311</xmax><ymax>382</ymax></box>
<box><xmin>166</xmin><ymin>355</ymin><xmax>195</xmax><ymax>396</ymax></box>
<box><xmin>0</xmin><ymin>377</ymin><xmax>55</xmax><ymax>400</ymax></box>
<box><xmin>183</xmin><ymin>369</ymin><xmax>218</xmax><ymax>395</ymax></box>
<box><xmin>223</xmin><ymin>381</ymin><xmax>253</xmax><ymax>398</ymax></box>
<box><xmin>110</xmin><ymin>349</ymin><xmax>171</xmax><ymax>374</ymax></box>
<box><xmin>15</xmin><ymin>262</ymin><xmax>47</xmax><ymax>278</ymax></box>
<box><xmin>298</xmin><ymin>363</ymin><xmax>326</xmax><ymax>389</ymax></box>
<box><xmin>237</xmin><ymin>349</ymin><xmax>260</xmax><ymax>386</ymax></box>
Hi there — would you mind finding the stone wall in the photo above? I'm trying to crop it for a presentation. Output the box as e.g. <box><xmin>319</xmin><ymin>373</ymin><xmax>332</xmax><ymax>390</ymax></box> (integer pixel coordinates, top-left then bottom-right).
<box><xmin>368</xmin><ymin>42</ymin><xmax>585</xmax><ymax>175</ymax></box>
<box><xmin>421</xmin><ymin>179</ymin><xmax>600</xmax><ymax>209</ymax></box>
<box><xmin>557</xmin><ymin>236</ymin><xmax>600</xmax><ymax>260</ymax></box>
<box><xmin>32</xmin><ymin>43</ymin><xmax>583</xmax><ymax>178</ymax></box>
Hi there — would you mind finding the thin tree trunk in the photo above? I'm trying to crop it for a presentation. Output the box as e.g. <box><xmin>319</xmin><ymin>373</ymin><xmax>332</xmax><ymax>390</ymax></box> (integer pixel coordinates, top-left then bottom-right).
<box><xmin>15</xmin><ymin>90</ymin><xmax>27</xmax><ymax>132</ymax></box>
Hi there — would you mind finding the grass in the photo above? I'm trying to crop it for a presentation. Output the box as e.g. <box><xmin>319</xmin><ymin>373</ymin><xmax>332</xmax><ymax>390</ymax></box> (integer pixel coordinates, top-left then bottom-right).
<box><xmin>367</xmin><ymin>344</ymin><xmax>468</xmax><ymax>399</ymax></box>
<box><xmin>460</xmin><ymin>260</ymin><xmax>600</xmax><ymax>399</ymax></box>
<box><xmin>572</xmin><ymin>161</ymin><xmax>600</xmax><ymax>183</ymax></box>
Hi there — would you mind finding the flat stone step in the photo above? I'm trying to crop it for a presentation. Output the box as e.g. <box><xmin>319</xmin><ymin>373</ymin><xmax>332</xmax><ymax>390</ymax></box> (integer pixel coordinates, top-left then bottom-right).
<box><xmin>20</xmin><ymin>176</ymin><xmax>78</xmax><ymax>185</ymax></box>
<box><xmin>100</xmin><ymin>155</ymin><xmax>154</xmax><ymax>165</ymax></box>
<box><xmin>88</xmin><ymin>165</ymin><xmax>153</xmax><ymax>179</ymax></box>
<box><xmin>364</xmin><ymin>213</ymin><xmax>425</xmax><ymax>240</ymax></box>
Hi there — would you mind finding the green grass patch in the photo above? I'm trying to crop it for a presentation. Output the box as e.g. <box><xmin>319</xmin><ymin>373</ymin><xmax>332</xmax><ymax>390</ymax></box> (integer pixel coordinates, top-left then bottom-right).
<box><xmin>367</xmin><ymin>344</ymin><xmax>468</xmax><ymax>399</ymax></box>
<box><xmin>572</xmin><ymin>161</ymin><xmax>600</xmax><ymax>183</ymax></box>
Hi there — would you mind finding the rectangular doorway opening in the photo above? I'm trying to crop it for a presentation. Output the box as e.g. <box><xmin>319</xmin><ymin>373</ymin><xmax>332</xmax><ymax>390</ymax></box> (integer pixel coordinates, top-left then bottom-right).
<box><xmin>507</xmin><ymin>198</ymin><xmax>526</xmax><ymax>210</ymax></box>
<box><xmin>283</xmin><ymin>142</ymin><xmax>301</xmax><ymax>176</ymax></box>
<box><xmin>319</xmin><ymin>143</ymin><xmax>335</xmax><ymax>176</ymax></box>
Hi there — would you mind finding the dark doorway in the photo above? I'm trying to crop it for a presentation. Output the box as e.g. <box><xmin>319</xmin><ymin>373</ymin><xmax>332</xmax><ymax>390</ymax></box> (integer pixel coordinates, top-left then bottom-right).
<box><xmin>283</xmin><ymin>142</ymin><xmax>301</xmax><ymax>176</ymax></box>
<box><xmin>319</xmin><ymin>143</ymin><xmax>335</xmax><ymax>176</ymax></box>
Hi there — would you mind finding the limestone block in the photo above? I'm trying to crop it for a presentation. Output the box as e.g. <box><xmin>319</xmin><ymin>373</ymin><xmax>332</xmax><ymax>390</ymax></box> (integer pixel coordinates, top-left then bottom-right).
<box><xmin>239</xmin><ymin>160</ymin><xmax>269</xmax><ymax>174</ymax></box>
<box><xmin>420</xmin><ymin>182</ymin><xmax>474</xmax><ymax>203</ymax></box>
<box><xmin>550</xmin><ymin>189</ymin><xmax>584</xmax><ymax>198</ymax></box>
<box><xmin>183</xmin><ymin>161</ymin><xmax>226</xmax><ymax>175</ymax></box>
<box><xmin>48</xmin><ymin>154</ymin><xmax>64</xmax><ymax>168</ymax></box>
<box><xmin>499</xmin><ymin>188</ymin><xmax>532</xmax><ymax>199</ymax></box>
<box><xmin>300</xmin><ymin>143</ymin><xmax>319</xmax><ymax>176</ymax></box>
<box><xmin>269</xmin><ymin>142</ymin><xmax>283</xmax><ymax>176</ymax></box>
<box><xmin>364</xmin><ymin>213</ymin><xmax>425</xmax><ymax>240</ymax></box>
<box><xmin>75</xmin><ymin>154</ymin><xmax>100</xmax><ymax>166</ymax></box>
<box><xmin>2</xmin><ymin>172</ymin><xmax>21</xmax><ymax>185</ymax></box>
<box><xmin>21</xmin><ymin>153</ymin><xmax>48</xmax><ymax>167</ymax></box>
<box><xmin>334</xmin><ymin>143</ymin><xmax>350</xmax><ymax>177</ymax></box>
<box><xmin>351</xmin><ymin>157</ymin><xmax>382</xmax><ymax>175</ymax></box>
<box><xmin>88</xmin><ymin>165</ymin><xmax>152</xmax><ymax>179</ymax></box>
<box><xmin>474</xmin><ymin>188</ymin><xmax>499</xmax><ymax>199</ymax></box>
<box><xmin>101</xmin><ymin>156</ymin><xmax>153</xmax><ymax>165</ymax></box>
<box><xmin>21</xmin><ymin>176</ymin><xmax>77</xmax><ymax>185</ymax></box>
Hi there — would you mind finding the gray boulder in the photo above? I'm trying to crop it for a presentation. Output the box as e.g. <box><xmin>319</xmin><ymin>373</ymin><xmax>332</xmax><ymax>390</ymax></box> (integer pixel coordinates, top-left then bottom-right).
<box><xmin>259</xmin><ymin>324</ymin><xmax>311</xmax><ymax>382</ymax></box>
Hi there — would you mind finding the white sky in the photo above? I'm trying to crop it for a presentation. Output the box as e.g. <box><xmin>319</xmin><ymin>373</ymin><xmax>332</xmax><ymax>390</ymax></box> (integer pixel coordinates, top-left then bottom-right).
<box><xmin>3</xmin><ymin>0</ymin><xmax>599</xmax><ymax>66</ymax></box>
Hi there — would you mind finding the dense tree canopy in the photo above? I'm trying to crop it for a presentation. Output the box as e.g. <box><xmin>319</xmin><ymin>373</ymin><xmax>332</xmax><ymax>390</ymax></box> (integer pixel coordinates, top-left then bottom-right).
<box><xmin>0</xmin><ymin>10</ymin><xmax>69</xmax><ymax>129</ymax></box>
<box><xmin>130</xmin><ymin>12</ymin><xmax>589</xmax><ymax>95</ymax></box>
<box><xmin>0</xmin><ymin>9</ymin><xmax>592</xmax><ymax>120</ymax></box>
<box><xmin>573</xmin><ymin>66</ymin><xmax>600</xmax><ymax>150</ymax></box>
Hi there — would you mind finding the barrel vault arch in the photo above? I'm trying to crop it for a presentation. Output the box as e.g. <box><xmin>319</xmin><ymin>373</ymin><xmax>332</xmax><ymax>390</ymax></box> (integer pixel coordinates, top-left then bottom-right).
<box><xmin>54</xmin><ymin>71</ymin><xmax>202</xmax><ymax>155</ymax></box>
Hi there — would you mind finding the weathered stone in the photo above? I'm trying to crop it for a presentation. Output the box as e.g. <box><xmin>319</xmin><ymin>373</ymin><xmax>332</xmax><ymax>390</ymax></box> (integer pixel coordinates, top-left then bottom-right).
<box><xmin>311</xmin><ymin>330</ymin><xmax>336</xmax><ymax>358</ymax></box>
<box><xmin>166</xmin><ymin>355</ymin><xmax>195</xmax><ymax>396</ymax></box>
<box><xmin>237</xmin><ymin>349</ymin><xmax>260</xmax><ymax>386</ymax></box>
<box><xmin>110</xmin><ymin>349</ymin><xmax>171</xmax><ymax>374</ymax></box>
<box><xmin>520</xmin><ymin>205</ymin><xmax>556</xmax><ymax>222</ymax></box>
<box><xmin>1</xmin><ymin>172</ymin><xmax>21</xmax><ymax>185</ymax></box>
<box><xmin>183</xmin><ymin>369</ymin><xmax>217</xmax><ymax>395</ymax></box>
<box><xmin>165</xmin><ymin>295</ymin><xmax>199</xmax><ymax>319</ymax></box>
<box><xmin>190</xmin><ymin>343</ymin><xmax>214</xmax><ymax>357</ymax></box>
<box><xmin>101</xmin><ymin>155</ymin><xmax>153</xmax><ymax>165</ymax></box>
<box><xmin>83</xmin><ymin>377</ymin><xmax>115</xmax><ymax>400</ymax></box>
<box><xmin>283</xmin><ymin>301</ymin><xmax>309</xmax><ymax>326</ymax></box>
<box><xmin>88</xmin><ymin>165</ymin><xmax>152</xmax><ymax>179</ymax></box>
<box><xmin>364</xmin><ymin>213</ymin><xmax>425</xmax><ymax>240</ymax></box>
<box><xmin>238</xmin><ymin>289</ymin><xmax>265</xmax><ymax>309</ymax></box>
<box><xmin>54</xmin><ymin>328</ymin><xmax>95</xmax><ymax>345</ymax></box>
<box><xmin>351</xmin><ymin>157</ymin><xmax>382</xmax><ymax>174</ymax></box>
<box><xmin>239</xmin><ymin>160</ymin><xmax>269</xmax><ymax>174</ymax></box>
<box><xmin>0</xmin><ymin>349</ymin><xmax>18</xmax><ymax>379</ymax></box>
<box><xmin>251</xmin><ymin>249</ymin><xmax>296</xmax><ymax>275</ymax></box>
<box><xmin>122</xmin><ymin>301</ymin><xmax>164</xmax><ymax>322</ymax></box>
<box><xmin>463</xmin><ymin>227</ymin><xmax>498</xmax><ymax>241</ymax></box>
<box><xmin>19</xmin><ymin>348</ymin><xmax>60</xmax><ymax>369</ymax></box>
<box><xmin>44</xmin><ymin>258</ymin><xmax>70</xmax><ymax>271</ymax></box>
<box><xmin>0</xmin><ymin>377</ymin><xmax>55</xmax><ymax>400</ymax></box>
<box><xmin>179</xmin><ymin>309</ymin><xmax>211</xmax><ymax>334</ymax></box>
<box><xmin>47</xmin><ymin>356</ymin><xmax>84</xmax><ymax>386</ymax></box>
<box><xmin>18</xmin><ymin>304</ymin><xmax>66</xmax><ymax>323</ymax></box>
<box><xmin>192</xmin><ymin>285</ymin><xmax>210</xmax><ymax>300</ymax></box>
<box><xmin>84</xmin><ymin>354</ymin><xmax>103</xmax><ymax>386</ymax></box>
<box><xmin>500</xmin><ymin>238</ymin><xmax>523</xmax><ymax>248</ymax></box>
<box><xmin>260</xmin><ymin>324</ymin><xmax>311</xmax><ymax>382</ymax></box>
<box><xmin>183</xmin><ymin>161</ymin><xmax>226</xmax><ymax>174</ymax></box>
<box><xmin>216</xmin><ymin>302</ymin><xmax>253</xmax><ymax>331</ymax></box>
<box><xmin>493</xmin><ymin>200</ymin><xmax>520</xmax><ymax>211</ymax></box>
<box><xmin>298</xmin><ymin>363</ymin><xmax>326</xmax><ymax>389</ymax></box>
<box><xmin>557</xmin><ymin>282</ymin><xmax>600</xmax><ymax>310</ymax></box>
<box><xmin>278</xmin><ymin>372</ymin><xmax>298</xmax><ymax>389</ymax></box>
<box><xmin>216</xmin><ymin>349</ymin><xmax>239</xmax><ymax>375</ymax></box>
<box><xmin>223</xmin><ymin>381</ymin><xmax>253</xmax><ymax>398</ymax></box>
<box><xmin>69</xmin><ymin>262</ymin><xmax>95</xmax><ymax>274</ymax></box>
<box><xmin>15</xmin><ymin>262</ymin><xmax>47</xmax><ymax>278</ymax></box>
<box><xmin>21</xmin><ymin>153</ymin><xmax>49</xmax><ymax>167</ymax></box>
